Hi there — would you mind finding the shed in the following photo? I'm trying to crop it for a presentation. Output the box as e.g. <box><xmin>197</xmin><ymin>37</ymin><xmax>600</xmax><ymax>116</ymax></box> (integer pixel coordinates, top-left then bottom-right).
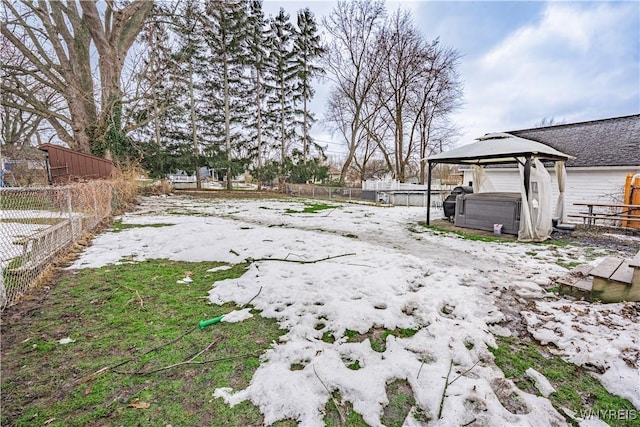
<box><xmin>427</xmin><ymin>133</ymin><xmax>573</xmax><ymax>241</ymax></box>
<box><xmin>39</xmin><ymin>144</ymin><xmax>115</xmax><ymax>184</ymax></box>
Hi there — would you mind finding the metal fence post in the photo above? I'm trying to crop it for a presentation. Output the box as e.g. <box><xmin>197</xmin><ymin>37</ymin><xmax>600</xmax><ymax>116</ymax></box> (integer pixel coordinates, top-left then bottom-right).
<box><xmin>67</xmin><ymin>187</ymin><xmax>76</xmax><ymax>240</ymax></box>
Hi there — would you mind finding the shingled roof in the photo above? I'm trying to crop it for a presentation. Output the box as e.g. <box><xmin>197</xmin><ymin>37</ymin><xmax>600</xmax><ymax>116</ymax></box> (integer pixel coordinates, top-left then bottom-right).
<box><xmin>507</xmin><ymin>114</ymin><xmax>639</xmax><ymax>168</ymax></box>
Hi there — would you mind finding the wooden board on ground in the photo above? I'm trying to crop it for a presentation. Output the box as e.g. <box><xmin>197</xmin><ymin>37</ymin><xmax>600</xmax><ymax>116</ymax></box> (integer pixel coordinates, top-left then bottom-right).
<box><xmin>589</xmin><ymin>257</ymin><xmax>624</xmax><ymax>279</ymax></box>
<box><xmin>609</xmin><ymin>261</ymin><xmax>633</xmax><ymax>284</ymax></box>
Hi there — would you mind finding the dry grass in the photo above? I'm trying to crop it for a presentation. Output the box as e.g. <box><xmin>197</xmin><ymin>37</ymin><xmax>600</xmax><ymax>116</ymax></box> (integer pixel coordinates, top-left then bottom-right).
<box><xmin>140</xmin><ymin>179</ymin><xmax>174</xmax><ymax>196</ymax></box>
<box><xmin>1</xmin><ymin>166</ymin><xmax>140</xmax><ymax>310</ymax></box>
<box><xmin>110</xmin><ymin>165</ymin><xmax>143</xmax><ymax>213</ymax></box>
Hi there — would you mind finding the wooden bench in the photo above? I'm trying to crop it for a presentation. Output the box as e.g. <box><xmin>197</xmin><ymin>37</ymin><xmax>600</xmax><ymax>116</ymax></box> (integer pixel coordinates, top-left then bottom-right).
<box><xmin>557</xmin><ymin>250</ymin><xmax>640</xmax><ymax>302</ymax></box>
<box><xmin>567</xmin><ymin>214</ymin><xmax>640</xmax><ymax>223</ymax></box>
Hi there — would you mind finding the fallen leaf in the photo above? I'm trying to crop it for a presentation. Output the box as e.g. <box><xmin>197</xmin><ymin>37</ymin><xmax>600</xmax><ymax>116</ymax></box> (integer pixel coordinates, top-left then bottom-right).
<box><xmin>128</xmin><ymin>400</ymin><xmax>150</xmax><ymax>409</ymax></box>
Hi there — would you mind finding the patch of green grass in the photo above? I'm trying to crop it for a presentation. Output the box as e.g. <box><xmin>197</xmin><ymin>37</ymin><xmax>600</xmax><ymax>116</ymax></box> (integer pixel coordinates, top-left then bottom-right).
<box><xmin>347</xmin><ymin>360</ymin><xmax>361</xmax><ymax>370</ymax></box>
<box><xmin>344</xmin><ymin>329</ymin><xmax>358</xmax><ymax>341</ymax></box>
<box><xmin>583</xmin><ymin>247</ymin><xmax>614</xmax><ymax>260</ymax></box>
<box><xmin>324</xmin><ymin>392</ymin><xmax>368</xmax><ymax>427</ymax></box>
<box><xmin>425</xmin><ymin>225</ymin><xmax>576</xmax><ymax>248</ymax></box>
<box><xmin>381</xmin><ymin>379</ymin><xmax>416</xmax><ymax>427</ymax></box>
<box><xmin>285</xmin><ymin>202</ymin><xmax>338</xmax><ymax>214</ymax></box>
<box><xmin>424</xmin><ymin>225</ymin><xmax>508</xmax><ymax>243</ymax></box>
<box><xmin>110</xmin><ymin>219</ymin><xmax>174</xmax><ymax>232</ymax></box>
<box><xmin>532</xmin><ymin>239</ymin><xmax>572</xmax><ymax>248</ymax></box>
<box><xmin>322</xmin><ymin>331</ymin><xmax>336</xmax><ymax>343</ymax></box>
<box><xmin>490</xmin><ymin>336</ymin><xmax>638</xmax><ymax>427</ymax></box>
<box><xmin>1</xmin><ymin>259</ymin><xmax>285</xmax><ymax>427</ymax></box>
<box><xmin>556</xmin><ymin>259</ymin><xmax>582</xmax><ymax>269</ymax></box>
<box><xmin>344</xmin><ymin>327</ymin><xmax>418</xmax><ymax>353</ymax></box>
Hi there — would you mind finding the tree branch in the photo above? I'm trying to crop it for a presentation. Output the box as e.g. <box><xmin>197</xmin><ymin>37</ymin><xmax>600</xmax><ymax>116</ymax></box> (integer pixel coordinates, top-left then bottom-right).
<box><xmin>247</xmin><ymin>253</ymin><xmax>356</xmax><ymax>264</ymax></box>
<box><xmin>80</xmin><ymin>0</ymin><xmax>109</xmax><ymax>55</ymax></box>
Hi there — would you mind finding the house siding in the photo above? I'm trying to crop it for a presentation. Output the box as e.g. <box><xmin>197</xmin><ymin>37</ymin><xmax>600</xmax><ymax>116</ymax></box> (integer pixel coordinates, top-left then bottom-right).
<box><xmin>463</xmin><ymin>167</ymin><xmax>640</xmax><ymax>222</ymax></box>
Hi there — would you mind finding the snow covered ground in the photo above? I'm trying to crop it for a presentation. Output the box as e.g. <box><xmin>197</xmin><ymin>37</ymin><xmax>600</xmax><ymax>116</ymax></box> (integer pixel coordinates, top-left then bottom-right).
<box><xmin>72</xmin><ymin>195</ymin><xmax>639</xmax><ymax>426</ymax></box>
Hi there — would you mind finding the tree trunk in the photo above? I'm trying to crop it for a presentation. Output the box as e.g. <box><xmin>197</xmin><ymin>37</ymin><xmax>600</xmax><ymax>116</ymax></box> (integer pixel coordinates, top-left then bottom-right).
<box><xmin>255</xmin><ymin>69</ymin><xmax>263</xmax><ymax>190</ymax></box>
<box><xmin>224</xmin><ymin>49</ymin><xmax>232</xmax><ymax>191</ymax></box>
<box><xmin>303</xmin><ymin>96</ymin><xmax>308</xmax><ymax>163</ymax></box>
<box><xmin>188</xmin><ymin>61</ymin><xmax>201</xmax><ymax>189</ymax></box>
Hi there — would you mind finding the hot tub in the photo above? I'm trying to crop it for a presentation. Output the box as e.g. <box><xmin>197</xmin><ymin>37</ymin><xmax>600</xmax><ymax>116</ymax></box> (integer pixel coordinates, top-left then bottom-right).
<box><xmin>454</xmin><ymin>192</ymin><xmax>522</xmax><ymax>235</ymax></box>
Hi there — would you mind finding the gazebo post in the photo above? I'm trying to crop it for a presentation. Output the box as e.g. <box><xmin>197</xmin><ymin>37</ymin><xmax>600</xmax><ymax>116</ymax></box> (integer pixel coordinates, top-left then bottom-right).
<box><xmin>523</xmin><ymin>156</ymin><xmax>531</xmax><ymax>199</ymax></box>
<box><xmin>426</xmin><ymin>162</ymin><xmax>435</xmax><ymax>225</ymax></box>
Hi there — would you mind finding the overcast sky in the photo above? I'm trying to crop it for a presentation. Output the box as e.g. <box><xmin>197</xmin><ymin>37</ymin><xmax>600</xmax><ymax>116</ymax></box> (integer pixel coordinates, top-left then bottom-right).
<box><xmin>263</xmin><ymin>0</ymin><xmax>640</xmax><ymax>156</ymax></box>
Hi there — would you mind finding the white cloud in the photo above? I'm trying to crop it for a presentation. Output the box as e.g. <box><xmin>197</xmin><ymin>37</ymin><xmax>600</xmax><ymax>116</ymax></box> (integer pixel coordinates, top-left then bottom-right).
<box><xmin>452</xmin><ymin>2</ymin><xmax>639</xmax><ymax>144</ymax></box>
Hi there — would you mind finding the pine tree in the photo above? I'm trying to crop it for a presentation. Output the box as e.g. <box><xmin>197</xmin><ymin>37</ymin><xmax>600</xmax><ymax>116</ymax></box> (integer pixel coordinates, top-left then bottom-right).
<box><xmin>171</xmin><ymin>0</ymin><xmax>208</xmax><ymax>187</ymax></box>
<box><xmin>128</xmin><ymin>3</ymin><xmax>188</xmax><ymax>177</ymax></box>
<box><xmin>265</xmin><ymin>8</ymin><xmax>297</xmax><ymax>188</ymax></box>
<box><xmin>245</xmin><ymin>0</ymin><xmax>270</xmax><ymax>188</ymax></box>
<box><xmin>292</xmin><ymin>8</ymin><xmax>324</xmax><ymax>163</ymax></box>
<box><xmin>202</xmin><ymin>0</ymin><xmax>249</xmax><ymax>190</ymax></box>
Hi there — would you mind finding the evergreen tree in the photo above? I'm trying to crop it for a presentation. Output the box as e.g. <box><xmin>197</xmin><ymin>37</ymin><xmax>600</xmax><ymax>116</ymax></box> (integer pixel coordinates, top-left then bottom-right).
<box><xmin>292</xmin><ymin>8</ymin><xmax>325</xmax><ymax>163</ymax></box>
<box><xmin>171</xmin><ymin>0</ymin><xmax>209</xmax><ymax>186</ymax></box>
<box><xmin>202</xmin><ymin>0</ymin><xmax>249</xmax><ymax>190</ymax></box>
<box><xmin>128</xmin><ymin>3</ymin><xmax>186</xmax><ymax>177</ymax></box>
<box><xmin>265</xmin><ymin>9</ymin><xmax>297</xmax><ymax>188</ymax></box>
<box><xmin>245</xmin><ymin>0</ymin><xmax>271</xmax><ymax>188</ymax></box>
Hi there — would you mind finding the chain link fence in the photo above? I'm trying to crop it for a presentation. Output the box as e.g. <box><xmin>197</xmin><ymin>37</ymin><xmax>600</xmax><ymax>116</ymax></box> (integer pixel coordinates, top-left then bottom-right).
<box><xmin>1</xmin><ymin>181</ymin><xmax>121</xmax><ymax>310</ymax></box>
<box><xmin>285</xmin><ymin>184</ymin><xmax>363</xmax><ymax>202</ymax></box>
<box><xmin>285</xmin><ymin>183</ymin><xmax>448</xmax><ymax>208</ymax></box>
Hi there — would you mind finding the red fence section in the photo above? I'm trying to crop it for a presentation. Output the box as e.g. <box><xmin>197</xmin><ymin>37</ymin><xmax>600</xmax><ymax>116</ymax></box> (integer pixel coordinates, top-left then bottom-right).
<box><xmin>39</xmin><ymin>144</ymin><xmax>114</xmax><ymax>184</ymax></box>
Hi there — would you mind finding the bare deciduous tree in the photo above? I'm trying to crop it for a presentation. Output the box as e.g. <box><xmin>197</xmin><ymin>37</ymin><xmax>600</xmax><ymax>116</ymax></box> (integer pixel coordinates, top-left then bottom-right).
<box><xmin>323</xmin><ymin>1</ymin><xmax>462</xmax><ymax>184</ymax></box>
<box><xmin>1</xmin><ymin>40</ymin><xmax>59</xmax><ymax>151</ymax></box>
<box><xmin>374</xmin><ymin>11</ymin><xmax>462</xmax><ymax>183</ymax></box>
<box><xmin>1</xmin><ymin>0</ymin><xmax>152</xmax><ymax>155</ymax></box>
<box><xmin>412</xmin><ymin>43</ymin><xmax>463</xmax><ymax>183</ymax></box>
<box><xmin>374</xmin><ymin>9</ymin><xmax>430</xmax><ymax>182</ymax></box>
<box><xmin>322</xmin><ymin>0</ymin><xmax>386</xmax><ymax>186</ymax></box>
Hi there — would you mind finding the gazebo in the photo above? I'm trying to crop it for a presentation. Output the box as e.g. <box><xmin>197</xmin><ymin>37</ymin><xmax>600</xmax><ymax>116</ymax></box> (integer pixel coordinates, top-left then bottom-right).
<box><xmin>426</xmin><ymin>133</ymin><xmax>574</xmax><ymax>241</ymax></box>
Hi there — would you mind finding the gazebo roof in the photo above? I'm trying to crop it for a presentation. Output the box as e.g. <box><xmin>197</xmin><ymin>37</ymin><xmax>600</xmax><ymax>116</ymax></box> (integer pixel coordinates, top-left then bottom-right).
<box><xmin>428</xmin><ymin>133</ymin><xmax>574</xmax><ymax>164</ymax></box>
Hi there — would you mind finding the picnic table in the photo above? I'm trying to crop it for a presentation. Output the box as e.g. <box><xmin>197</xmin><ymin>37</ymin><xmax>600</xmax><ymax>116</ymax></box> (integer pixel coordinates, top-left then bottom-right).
<box><xmin>568</xmin><ymin>202</ymin><xmax>640</xmax><ymax>226</ymax></box>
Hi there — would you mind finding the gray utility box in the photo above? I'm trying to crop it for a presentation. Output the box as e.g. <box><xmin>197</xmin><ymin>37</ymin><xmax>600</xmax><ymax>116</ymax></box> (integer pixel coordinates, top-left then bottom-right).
<box><xmin>454</xmin><ymin>192</ymin><xmax>522</xmax><ymax>235</ymax></box>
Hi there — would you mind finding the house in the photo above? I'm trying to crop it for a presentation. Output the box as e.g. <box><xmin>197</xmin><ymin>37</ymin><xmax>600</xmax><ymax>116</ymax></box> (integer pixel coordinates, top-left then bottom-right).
<box><xmin>1</xmin><ymin>145</ymin><xmax>48</xmax><ymax>186</ymax></box>
<box><xmin>328</xmin><ymin>165</ymin><xmax>341</xmax><ymax>182</ymax></box>
<box><xmin>461</xmin><ymin>114</ymin><xmax>640</xmax><ymax>221</ymax></box>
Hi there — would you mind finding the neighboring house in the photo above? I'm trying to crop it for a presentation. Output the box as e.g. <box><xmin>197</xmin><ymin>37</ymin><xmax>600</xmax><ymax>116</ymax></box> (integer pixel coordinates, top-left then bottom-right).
<box><xmin>1</xmin><ymin>145</ymin><xmax>48</xmax><ymax>186</ymax></box>
<box><xmin>462</xmin><ymin>114</ymin><xmax>640</xmax><ymax>221</ymax></box>
<box><xmin>328</xmin><ymin>166</ymin><xmax>341</xmax><ymax>182</ymax></box>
